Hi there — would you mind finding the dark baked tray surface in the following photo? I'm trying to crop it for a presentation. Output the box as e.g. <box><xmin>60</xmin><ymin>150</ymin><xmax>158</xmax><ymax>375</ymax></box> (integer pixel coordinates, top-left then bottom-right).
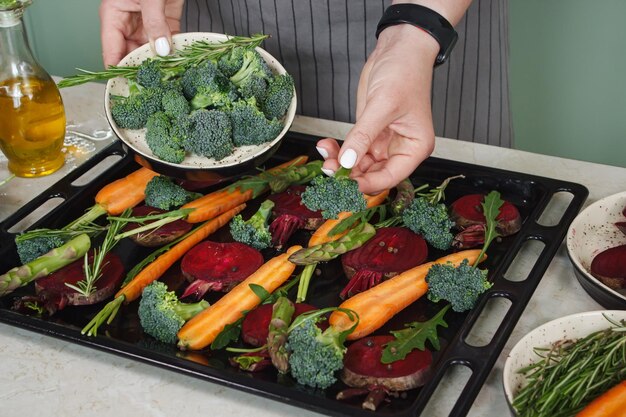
<box><xmin>0</xmin><ymin>133</ymin><xmax>588</xmax><ymax>417</ymax></box>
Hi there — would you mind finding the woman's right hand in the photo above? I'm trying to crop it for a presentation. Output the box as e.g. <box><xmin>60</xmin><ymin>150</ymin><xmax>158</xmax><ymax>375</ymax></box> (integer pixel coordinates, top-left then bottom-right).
<box><xmin>100</xmin><ymin>0</ymin><xmax>184</xmax><ymax>68</ymax></box>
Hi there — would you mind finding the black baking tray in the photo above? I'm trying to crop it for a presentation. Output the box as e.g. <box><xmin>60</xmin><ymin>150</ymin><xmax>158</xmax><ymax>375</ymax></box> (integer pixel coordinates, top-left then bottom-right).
<box><xmin>0</xmin><ymin>133</ymin><xmax>588</xmax><ymax>417</ymax></box>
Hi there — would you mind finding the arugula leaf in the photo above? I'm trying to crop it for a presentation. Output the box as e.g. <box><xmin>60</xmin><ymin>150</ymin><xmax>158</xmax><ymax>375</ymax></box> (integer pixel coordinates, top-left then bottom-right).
<box><xmin>249</xmin><ymin>283</ymin><xmax>271</xmax><ymax>301</ymax></box>
<box><xmin>211</xmin><ymin>316</ymin><xmax>245</xmax><ymax>350</ymax></box>
<box><xmin>381</xmin><ymin>305</ymin><xmax>450</xmax><ymax>364</ymax></box>
<box><xmin>473</xmin><ymin>190</ymin><xmax>505</xmax><ymax>267</ymax></box>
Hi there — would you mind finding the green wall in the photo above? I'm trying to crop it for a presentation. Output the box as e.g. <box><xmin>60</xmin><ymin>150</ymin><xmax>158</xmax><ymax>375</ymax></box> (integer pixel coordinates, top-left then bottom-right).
<box><xmin>509</xmin><ymin>0</ymin><xmax>626</xmax><ymax>168</ymax></box>
<box><xmin>22</xmin><ymin>0</ymin><xmax>626</xmax><ymax>168</ymax></box>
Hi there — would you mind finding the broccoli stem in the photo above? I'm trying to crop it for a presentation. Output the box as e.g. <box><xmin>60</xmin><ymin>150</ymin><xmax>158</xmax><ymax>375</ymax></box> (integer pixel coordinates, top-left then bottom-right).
<box><xmin>172</xmin><ymin>299</ymin><xmax>210</xmax><ymax>321</ymax></box>
<box><xmin>0</xmin><ymin>234</ymin><xmax>91</xmax><ymax>297</ymax></box>
<box><xmin>64</xmin><ymin>204</ymin><xmax>108</xmax><ymax>231</ymax></box>
<box><xmin>334</xmin><ymin>166</ymin><xmax>351</xmax><ymax>179</ymax></box>
<box><xmin>295</xmin><ymin>263</ymin><xmax>316</xmax><ymax>303</ymax></box>
<box><xmin>267</xmin><ymin>296</ymin><xmax>296</xmax><ymax>373</ymax></box>
<box><xmin>249</xmin><ymin>200</ymin><xmax>275</xmax><ymax>229</ymax></box>
<box><xmin>288</xmin><ymin>222</ymin><xmax>377</xmax><ymax>265</ymax></box>
<box><xmin>111</xmin><ymin>208</ymin><xmax>194</xmax><ymax>241</ymax></box>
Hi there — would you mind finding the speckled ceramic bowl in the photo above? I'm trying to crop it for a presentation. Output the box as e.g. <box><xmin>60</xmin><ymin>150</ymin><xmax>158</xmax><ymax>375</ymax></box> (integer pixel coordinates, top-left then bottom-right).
<box><xmin>502</xmin><ymin>310</ymin><xmax>626</xmax><ymax>416</ymax></box>
<box><xmin>566</xmin><ymin>191</ymin><xmax>626</xmax><ymax>309</ymax></box>
<box><xmin>104</xmin><ymin>32</ymin><xmax>297</xmax><ymax>181</ymax></box>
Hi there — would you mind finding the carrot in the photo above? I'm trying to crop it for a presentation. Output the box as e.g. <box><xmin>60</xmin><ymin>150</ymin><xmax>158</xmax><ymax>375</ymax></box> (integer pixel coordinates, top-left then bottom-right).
<box><xmin>177</xmin><ymin>245</ymin><xmax>303</xmax><ymax>350</ymax></box>
<box><xmin>116</xmin><ymin>204</ymin><xmax>246</xmax><ymax>303</ymax></box>
<box><xmin>182</xmin><ymin>155</ymin><xmax>309</xmax><ymax>224</ymax></box>
<box><xmin>575</xmin><ymin>381</ymin><xmax>626</xmax><ymax>417</ymax></box>
<box><xmin>329</xmin><ymin>249</ymin><xmax>483</xmax><ymax>340</ymax></box>
<box><xmin>308</xmin><ymin>189</ymin><xmax>390</xmax><ymax>246</ymax></box>
<box><xmin>96</xmin><ymin>167</ymin><xmax>159</xmax><ymax>215</ymax></box>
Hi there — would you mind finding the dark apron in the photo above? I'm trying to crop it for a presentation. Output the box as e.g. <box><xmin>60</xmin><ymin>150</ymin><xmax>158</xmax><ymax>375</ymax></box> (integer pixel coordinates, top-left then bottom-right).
<box><xmin>182</xmin><ymin>0</ymin><xmax>512</xmax><ymax>147</ymax></box>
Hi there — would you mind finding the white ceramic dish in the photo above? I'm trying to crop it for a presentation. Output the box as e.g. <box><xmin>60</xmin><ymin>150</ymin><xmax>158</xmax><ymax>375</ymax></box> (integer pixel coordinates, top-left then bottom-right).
<box><xmin>502</xmin><ymin>310</ymin><xmax>626</xmax><ymax>416</ymax></box>
<box><xmin>104</xmin><ymin>32</ymin><xmax>297</xmax><ymax>173</ymax></box>
<box><xmin>566</xmin><ymin>191</ymin><xmax>626</xmax><ymax>308</ymax></box>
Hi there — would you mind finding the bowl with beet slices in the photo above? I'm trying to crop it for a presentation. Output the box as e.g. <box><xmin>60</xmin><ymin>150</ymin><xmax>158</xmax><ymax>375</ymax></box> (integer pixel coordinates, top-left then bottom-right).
<box><xmin>566</xmin><ymin>191</ymin><xmax>626</xmax><ymax>309</ymax></box>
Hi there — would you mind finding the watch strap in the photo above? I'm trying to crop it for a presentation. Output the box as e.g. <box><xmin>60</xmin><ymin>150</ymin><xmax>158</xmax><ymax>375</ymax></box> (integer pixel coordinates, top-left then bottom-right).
<box><xmin>376</xmin><ymin>3</ymin><xmax>459</xmax><ymax>66</ymax></box>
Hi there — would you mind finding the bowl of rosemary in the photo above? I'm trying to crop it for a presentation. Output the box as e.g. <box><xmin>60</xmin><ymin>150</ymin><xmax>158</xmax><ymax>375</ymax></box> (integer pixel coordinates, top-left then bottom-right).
<box><xmin>502</xmin><ymin>310</ymin><xmax>626</xmax><ymax>417</ymax></box>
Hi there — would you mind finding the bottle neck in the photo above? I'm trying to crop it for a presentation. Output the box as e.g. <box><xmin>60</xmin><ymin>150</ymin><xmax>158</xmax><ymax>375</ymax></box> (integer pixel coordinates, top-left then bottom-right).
<box><xmin>0</xmin><ymin>14</ymin><xmax>42</xmax><ymax>80</ymax></box>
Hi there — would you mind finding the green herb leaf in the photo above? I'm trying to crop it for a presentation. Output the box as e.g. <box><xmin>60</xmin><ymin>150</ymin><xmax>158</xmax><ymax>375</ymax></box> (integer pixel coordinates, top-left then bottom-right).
<box><xmin>211</xmin><ymin>316</ymin><xmax>245</xmax><ymax>350</ymax></box>
<box><xmin>231</xmin><ymin>355</ymin><xmax>267</xmax><ymax>371</ymax></box>
<box><xmin>474</xmin><ymin>190</ymin><xmax>505</xmax><ymax>267</ymax></box>
<box><xmin>381</xmin><ymin>305</ymin><xmax>450</xmax><ymax>364</ymax></box>
<box><xmin>249</xmin><ymin>283</ymin><xmax>271</xmax><ymax>301</ymax></box>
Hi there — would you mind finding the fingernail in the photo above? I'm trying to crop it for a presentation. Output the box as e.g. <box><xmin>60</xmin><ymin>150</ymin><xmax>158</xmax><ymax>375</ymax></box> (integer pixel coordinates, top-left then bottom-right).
<box><xmin>339</xmin><ymin>149</ymin><xmax>357</xmax><ymax>169</ymax></box>
<box><xmin>316</xmin><ymin>146</ymin><xmax>329</xmax><ymax>159</ymax></box>
<box><xmin>321</xmin><ymin>168</ymin><xmax>335</xmax><ymax>177</ymax></box>
<box><xmin>154</xmin><ymin>37</ymin><xmax>171</xmax><ymax>56</ymax></box>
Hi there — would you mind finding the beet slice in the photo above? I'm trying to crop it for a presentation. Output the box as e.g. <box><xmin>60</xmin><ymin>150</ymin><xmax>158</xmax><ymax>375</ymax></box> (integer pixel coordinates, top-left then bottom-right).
<box><xmin>590</xmin><ymin>244</ymin><xmax>626</xmax><ymax>290</ymax></box>
<box><xmin>241</xmin><ymin>303</ymin><xmax>320</xmax><ymax>347</ymax></box>
<box><xmin>341</xmin><ymin>335</ymin><xmax>432</xmax><ymax>391</ymax></box>
<box><xmin>450</xmin><ymin>194</ymin><xmax>522</xmax><ymax>236</ymax></box>
<box><xmin>615</xmin><ymin>222</ymin><xmax>626</xmax><ymax>236</ymax></box>
<box><xmin>125</xmin><ymin>205</ymin><xmax>192</xmax><ymax>247</ymax></box>
<box><xmin>180</xmin><ymin>241</ymin><xmax>264</xmax><ymax>299</ymax></box>
<box><xmin>267</xmin><ymin>186</ymin><xmax>324</xmax><ymax>249</ymax></box>
<box><xmin>340</xmin><ymin>227</ymin><xmax>428</xmax><ymax>299</ymax></box>
<box><xmin>31</xmin><ymin>252</ymin><xmax>124</xmax><ymax>312</ymax></box>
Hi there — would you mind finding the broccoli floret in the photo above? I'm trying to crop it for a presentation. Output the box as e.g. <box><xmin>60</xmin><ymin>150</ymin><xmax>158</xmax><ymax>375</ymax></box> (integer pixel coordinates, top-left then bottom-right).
<box><xmin>161</xmin><ymin>88</ymin><xmax>190</xmax><ymax>119</ymax></box>
<box><xmin>261</xmin><ymin>73</ymin><xmax>294</xmax><ymax>120</ymax></box>
<box><xmin>144</xmin><ymin>176</ymin><xmax>201</xmax><ymax>211</ymax></box>
<box><xmin>425</xmin><ymin>259</ymin><xmax>493</xmax><ymax>312</ymax></box>
<box><xmin>145</xmin><ymin>111</ymin><xmax>186</xmax><ymax>163</ymax></box>
<box><xmin>181</xmin><ymin>60</ymin><xmax>236</xmax><ymax>100</ymax></box>
<box><xmin>184</xmin><ymin>109</ymin><xmax>233</xmax><ymax>160</ymax></box>
<box><xmin>287</xmin><ymin>318</ymin><xmax>346</xmax><ymax>389</ymax></box>
<box><xmin>15</xmin><ymin>235</ymin><xmax>67</xmax><ymax>264</ymax></box>
<box><xmin>190</xmin><ymin>85</ymin><xmax>235</xmax><ymax>110</ymax></box>
<box><xmin>402</xmin><ymin>197</ymin><xmax>455</xmax><ymax>250</ymax></box>
<box><xmin>238</xmin><ymin>74</ymin><xmax>268</xmax><ymax>103</ymax></box>
<box><xmin>300</xmin><ymin>167</ymin><xmax>367</xmax><ymax>219</ymax></box>
<box><xmin>138</xmin><ymin>281</ymin><xmax>209</xmax><ymax>344</ymax></box>
<box><xmin>110</xmin><ymin>84</ymin><xmax>164</xmax><ymax>129</ymax></box>
<box><xmin>229</xmin><ymin>200</ymin><xmax>274</xmax><ymax>249</ymax></box>
<box><xmin>136</xmin><ymin>59</ymin><xmax>163</xmax><ymax>88</ymax></box>
<box><xmin>218</xmin><ymin>47</ymin><xmax>246</xmax><ymax>77</ymax></box>
<box><xmin>229</xmin><ymin>49</ymin><xmax>273</xmax><ymax>87</ymax></box>
<box><xmin>230</xmin><ymin>98</ymin><xmax>283</xmax><ymax>146</ymax></box>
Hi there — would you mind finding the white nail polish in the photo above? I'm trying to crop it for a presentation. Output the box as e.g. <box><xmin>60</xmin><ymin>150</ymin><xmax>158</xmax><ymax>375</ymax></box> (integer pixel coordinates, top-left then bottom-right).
<box><xmin>154</xmin><ymin>37</ymin><xmax>170</xmax><ymax>56</ymax></box>
<box><xmin>340</xmin><ymin>149</ymin><xmax>357</xmax><ymax>168</ymax></box>
<box><xmin>316</xmin><ymin>146</ymin><xmax>329</xmax><ymax>159</ymax></box>
<box><xmin>321</xmin><ymin>168</ymin><xmax>335</xmax><ymax>177</ymax></box>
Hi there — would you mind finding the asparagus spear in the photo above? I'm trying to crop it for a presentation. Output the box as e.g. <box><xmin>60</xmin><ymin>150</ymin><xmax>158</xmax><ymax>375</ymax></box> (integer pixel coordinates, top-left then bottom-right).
<box><xmin>288</xmin><ymin>222</ymin><xmax>376</xmax><ymax>265</ymax></box>
<box><xmin>263</xmin><ymin>161</ymin><xmax>324</xmax><ymax>193</ymax></box>
<box><xmin>0</xmin><ymin>234</ymin><xmax>91</xmax><ymax>296</ymax></box>
<box><xmin>267</xmin><ymin>296</ymin><xmax>296</xmax><ymax>373</ymax></box>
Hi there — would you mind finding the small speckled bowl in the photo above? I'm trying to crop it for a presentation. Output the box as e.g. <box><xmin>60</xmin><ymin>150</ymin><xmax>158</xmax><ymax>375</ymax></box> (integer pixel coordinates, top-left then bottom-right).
<box><xmin>566</xmin><ymin>191</ymin><xmax>626</xmax><ymax>309</ymax></box>
<box><xmin>104</xmin><ymin>32</ymin><xmax>297</xmax><ymax>182</ymax></box>
<box><xmin>502</xmin><ymin>310</ymin><xmax>626</xmax><ymax>416</ymax></box>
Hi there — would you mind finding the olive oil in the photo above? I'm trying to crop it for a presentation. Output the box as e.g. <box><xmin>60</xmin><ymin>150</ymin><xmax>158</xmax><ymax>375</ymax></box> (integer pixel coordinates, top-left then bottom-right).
<box><xmin>0</xmin><ymin>75</ymin><xmax>66</xmax><ymax>177</ymax></box>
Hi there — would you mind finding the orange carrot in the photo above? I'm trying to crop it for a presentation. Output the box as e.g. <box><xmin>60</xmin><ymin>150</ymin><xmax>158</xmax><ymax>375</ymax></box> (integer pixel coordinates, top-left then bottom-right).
<box><xmin>96</xmin><ymin>167</ymin><xmax>159</xmax><ymax>215</ymax></box>
<box><xmin>308</xmin><ymin>189</ymin><xmax>390</xmax><ymax>246</ymax></box>
<box><xmin>575</xmin><ymin>381</ymin><xmax>626</xmax><ymax>417</ymax></box>
<box><xmin>329</xmin><ymin>249</ymin><xmax>482</xmax><ymax>340</ymax></box>
<box><xmin>182</xmin><ymin>155</ymin><xmax>309</xmax><ymax>223</ymax></box>
<box><xmin>116</xmin><ymin>204</ymin><xmax>246</xmax><ymax>303</ymax></box>
<box><xmin>177</xmin><ymin>245</ymin><xmax>303</xmax><ymax>350</ymax></box>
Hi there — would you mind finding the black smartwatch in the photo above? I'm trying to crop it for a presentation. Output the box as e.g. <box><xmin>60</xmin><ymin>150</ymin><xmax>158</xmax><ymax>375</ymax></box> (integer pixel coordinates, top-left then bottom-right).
<box><xmin>376</xmin><ymin>3</ymin><xmax>458</xmax><ymax>66</ymax></box>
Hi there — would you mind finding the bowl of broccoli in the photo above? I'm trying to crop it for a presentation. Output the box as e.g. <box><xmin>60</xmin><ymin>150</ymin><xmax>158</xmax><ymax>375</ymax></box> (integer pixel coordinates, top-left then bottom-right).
<box><xmin>104</xmin><ymin>32</ymin><xmax>297</xmax><ymax>181</ymax></box>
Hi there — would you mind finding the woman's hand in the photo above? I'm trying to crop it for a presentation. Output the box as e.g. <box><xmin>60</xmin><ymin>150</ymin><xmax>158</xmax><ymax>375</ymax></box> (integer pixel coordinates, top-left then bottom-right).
<box><xmin>100</xmin><ymin>0</ymin><xmax>184</xmax><ymax>68</ymax></box>
<box><xmin>317</xmin><ymin>24</ymin><xmax>440</xmax><ymax>195</ymax></box>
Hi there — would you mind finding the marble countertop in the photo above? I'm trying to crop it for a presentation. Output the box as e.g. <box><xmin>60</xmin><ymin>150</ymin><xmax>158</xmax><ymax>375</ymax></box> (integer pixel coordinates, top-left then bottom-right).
<box><xmin>1</xmin><ymin>81</ymin><xmax>625</xmax><ymax>417</ymax></box>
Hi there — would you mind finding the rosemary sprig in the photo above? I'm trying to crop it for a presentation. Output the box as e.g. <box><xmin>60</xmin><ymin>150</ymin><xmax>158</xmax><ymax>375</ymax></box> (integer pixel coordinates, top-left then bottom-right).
<box><xmin>512</xmin><ymin>315</ymin><xmax>626</xmax><ymax>417</ymax></box>
<box><xmin>58</xmin><ymin>34</ymin><xmax>269</xmax><ymax>88</ymax></box>
<box><xmin>15</xmin><ymin>223</ymin><xmax>107</xmax><ymax>244</ymax></box>
<box><xmin>418</xmin><ymin>175</ymin><xmax>465</xmax><ymax>205</ymax></box>
<box><xmin>65</xmin><ymin>209</ymin><xmax>131</xmax><ymax>296</ymax></box>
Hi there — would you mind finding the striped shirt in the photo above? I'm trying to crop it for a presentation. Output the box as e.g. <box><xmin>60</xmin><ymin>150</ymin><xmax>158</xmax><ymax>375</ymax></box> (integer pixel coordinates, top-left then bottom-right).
<box><xmin>182</xmin><ymin>0</ymin><xmax>512</xmax><ymax>147</ymax></box>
